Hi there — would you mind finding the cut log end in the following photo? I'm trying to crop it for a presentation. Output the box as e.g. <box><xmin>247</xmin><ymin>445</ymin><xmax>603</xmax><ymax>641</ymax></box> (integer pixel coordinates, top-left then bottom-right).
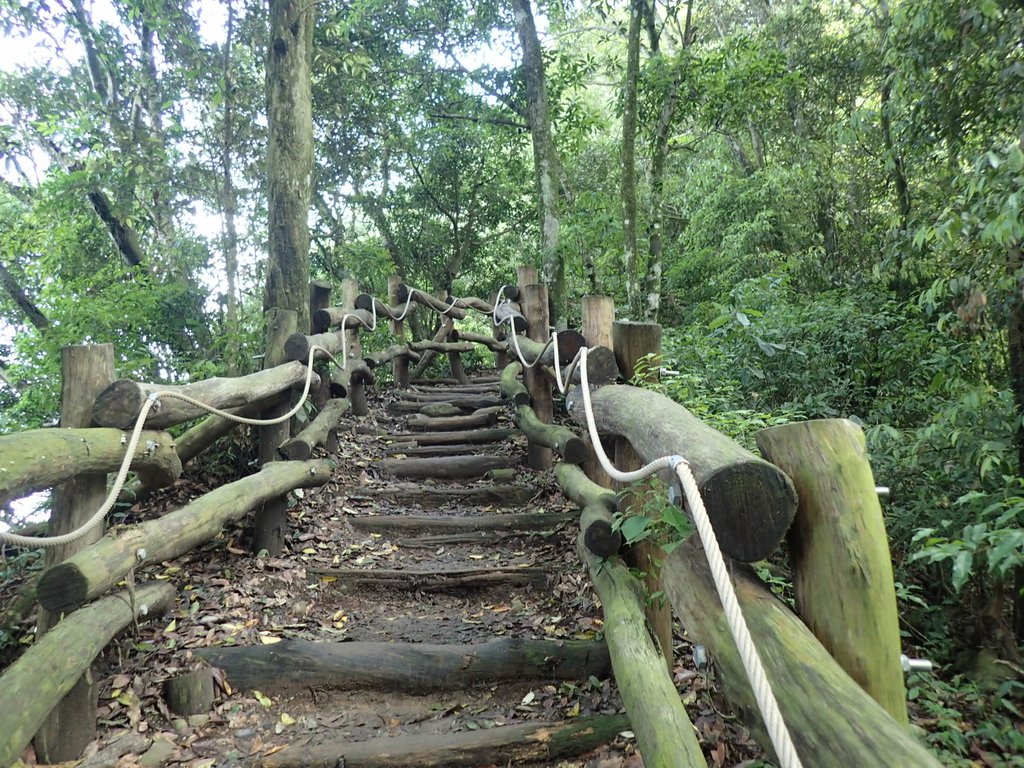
<box><xmin>36</xmin><ymin>565</ymin><xmax>92</xmax><ymax>619</ymax></box>
<box><xmin>699</xmin><ymin>462</ymin><xmax>797</xmax><ymax>562</ymax></box>
<box><xmin>91</xmin><ymin>380</ymin><xmax>146</xmax><ymax>430</ymax></box>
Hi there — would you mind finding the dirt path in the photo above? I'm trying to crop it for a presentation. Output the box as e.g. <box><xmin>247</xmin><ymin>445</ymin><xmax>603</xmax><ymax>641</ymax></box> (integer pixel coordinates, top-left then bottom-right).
<box><xmin>26</xmin><ymin>375</ymin><xmax>763</xmax><ymax>768</ymax></box>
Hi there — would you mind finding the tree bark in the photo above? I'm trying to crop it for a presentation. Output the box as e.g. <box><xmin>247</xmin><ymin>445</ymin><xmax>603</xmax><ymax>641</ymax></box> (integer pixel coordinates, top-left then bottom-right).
<box><xmin>0</xmin><ymin>581</ymin><xmax>175</xmax><ymax>768</ymax></box>
<box><xmin>196</xmin><ymin>638</ymin><xmax>610</xmax><ymax>693</ymax></box>
<box><xmin>36</xmin><ymin>460</ymin><xmax>333</xmax><ymax>614</ymax></box>
<box><xmin>264</xmin><ymin>0</ymin><xmax>314</xmax><ymax>328</ymax></box>
<box><xmin>663</xmin><ymin>539</ymin><xmax>940</xmax><ymax>767</ymax></box>
<box><xmin>261</xmin><ymin>714</ymin><xmax>630</xmax><ymax>768</ymax></box>
<box><xmin>568</xmin><ymin>385</ymin><xmax>797</xmax><ymax>562</ymax></box>
<box><xmin>756</xmin><ymin>419</ymin><xmax>908</xmax><ymax>723</ymax></box>
<box><xmin>511</xmin><ymin>0</ymin><xmax>564</xmax><ymax>324</ymax></box>
<box><xmin>0</xmin><ymin>260</ymin><xmax>49</xmax><ymax>329</ymax></box>
<box><xmin>621</xmin><ymin>0</ymin><xmax>643</xmax><ymax>317</ymax></box>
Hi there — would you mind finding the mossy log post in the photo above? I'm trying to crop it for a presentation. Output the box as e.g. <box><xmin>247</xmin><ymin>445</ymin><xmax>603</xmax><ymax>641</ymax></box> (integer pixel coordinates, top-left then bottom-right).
<box><xmin>612</xmin><ymin>320</ymin><xmax>662</xmax><ymax>380</ymax></box>
<box><xmin>37</xmin><ymin>460</ymin><xmax>334</xmax><ymax>614</ymax></box>
<box><xmin>514</xmin><ymin>404</ymin><xmax>586</xmax><ymax>464</ymax></box>
<box><xmin>35</xmin><ymin>343</ymin><xmax>113</xmax><ymax>762</ymax></box>
<box><xmin>379</xmin><ymin>427</ymin><xmax>516</xmax><ymax>445</ymax></box>
<box><xmin>580</xmin><ymin>298</ymin><xmax>616</xmax><ymax>491</ymax></box>
<box><xmin>363</xmin><ymin>344</ymin><xmax>419</xmax><ymax>368</ymax></box>
<box><xmin>165</xmin><ymin>667</ymin><xmax>215</xmax><ymax>716</ymax></box>
<box><xmin>568</xmin><ymin>385</ymin><xmax>797</xmax><ymax>562</ymax></box>
<box><xmin>378</xmin><ymin>454</ymin><xmax>515</xmax><ymax>480</ymax></box>
<box><xmin>406</xmin><ymin>409</ymin><xmax>498</xmax><ymax>432</ymax></box>
<box><xmin>309</xmin><ymin>280</ymin><xmax>333</xmax><ymax>406</ymax></box>
<box><xmin>756</xmin><ymin>419</ymin><xmax>907</xmax><ymax>723</ymax></box>
<box><xmin>554</xmin><ymin>463</ymin><xmax>621</xmax><ymax>557</ymax></box>
<box><xmin>91</xmin><ymin>361</ymin><xmax>317</xmax><ymax>430</ymax></box>
<box><xmin>447</xmin><ymin>347</ymin><xmax>470</xmax><ymax>385</ymax></box>
<box><xmin>577</xmin><ymin>537</ymin><xmax>708</xmax><ymax>768</ymax></box>
<box><xmin>0</xmin><ymin>427</ymin><xmax>181</xmax><ymax>506</ymax></box>
<box><xmin>329</xmin><ymin>359</ymin><xmax>374</xmax><ymax>416</ymax></box>
<box><xmin>196</xmin><ymin>637</ymin><xmax>609</xmax><ymax>693</ymax></box>
<box><xmin>521</xmin><ymin>283</ymin><xmax>553</xmax><ymax>470</ymax></box>
<box><xmin>450</xmin><ymin>330</ymin><xmax>503</xmax><ymax>353</ymax></box>
<box><xmin>279</xmin><ymin>398</ymin><xmax>351</xmax><ymax>460</ymax></box>
<box><xmin>396</xmin><ymin>283</ymin><xmax>467</xmax><ymax>319</ymax></box>
<box><xmin>0</xmin><ymin>581</ymin><xmax>176</xmax><ymax>768</ymax></box>
<box><xmin>500</xmin><ymin>361</ymin><xmax>531</xmax><ymax>405</ymax></box>
<box><xmin>255</xmin><ymin>309</ymin><xmax>297</xmax><ymax>556</ymax></box>
<box><xmin>388</xmin><ymin>276</ymin><xmax>410</xmax><ymax>387</ymax></box>
<box><xmin>663</xmin><ymin>539</ymin><xmax>940</xmax><ymax>767</ymax></box>
<box><xmin>310</xmin><ymin>306</ymin><xmax>376</xmax><ymax>334</ymax></box>
<box><xmin>261</xmin><ymin>714</ymin><xmax>630</xmax><ymax>768</ymax></box>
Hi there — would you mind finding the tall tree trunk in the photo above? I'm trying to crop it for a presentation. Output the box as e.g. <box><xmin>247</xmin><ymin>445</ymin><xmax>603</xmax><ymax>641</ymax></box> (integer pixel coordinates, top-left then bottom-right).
<box><xmin>0</xmin><ymin>261</ymin><xmax>49</xmax><ymax>330</ymax></box>
<box><xmin>264</xmin><ymin>0</ymin><xmax>314</xmax><ymax>331</ymax></box>
<box><xmin>877</xmin><ymin>0</ymin><xmax>911</xmax><ymax>231</ymax></box>
<box><xmin>1007</xmin><ymin>128</ymin><xmax>1024</xmax><ymax>647</ymax></box>
<box><xmin>643</xmin><ymin>0</ymin><xmax>693</xmax><ymax>322</ymax></box>
<box><xmin>510</xmin><ymin>0</ymin><xmax>564</xmax><ymax>325</ymax></box>
<box><xmin>621</xmin><ymin>0</ymin><xmax>642</xmax><ymax>318</ymax></box>
<box><xmin>221</xmin><ymin>0</ymin><xmax>241</xmax><ymax>375</ymax></box>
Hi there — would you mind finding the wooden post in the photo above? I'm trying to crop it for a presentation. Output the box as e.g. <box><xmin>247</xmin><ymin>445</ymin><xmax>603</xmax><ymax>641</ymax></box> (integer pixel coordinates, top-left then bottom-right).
<box><xmin>756</xmin><ymin>419</ymin><xmax>908</xmax><ymax>724</ymax></box>
<box><xmin>516</xmin><ymin>266</ymin><xmax>538</xmax><ymax>288</ymax></box>
<box><xmin>340</xmin><ymin>278</ymin><xmax>367</xmax><ymax>412</ymax></box>
<box><xmin>611</xmin><ymin>320</ymin><xmax>672</xmax><ymax>671</ymax></box>
<box><xmin>33</xmin><ymin>344</ymin><xmax>113</xmax><ymax>763</ymax></box>
<box><xmin>309</xmin><ymin>280</ymin><xmax>332</xmax><ymax>408</ymax></box>
<box><xmin>254</xmin><ymin>309</ymin><xmax>297</xmax><ymax>555</ymax></box>
<box><xmin>388</xmin><ymin>275</ymin><xmax>410</xmax><ymax>388</ymax></box>
<box><xmin>581</xmin><ymin>296</ymin><xmax>616</xmax><ymax>488</ymax></box>
<box><xmin>492</xmin><ymin>288</ymin><xmax>509</xmax><ymax>369</ymax></box>
<box><xmin>612</xmin><ymin>320</ymin><xmax>661</xmax><ymax>381</ymax></box>
<box><xmin>521</xmin><ymin>283</ymin><xmax>552</xmax><ymax>470</ymax></box>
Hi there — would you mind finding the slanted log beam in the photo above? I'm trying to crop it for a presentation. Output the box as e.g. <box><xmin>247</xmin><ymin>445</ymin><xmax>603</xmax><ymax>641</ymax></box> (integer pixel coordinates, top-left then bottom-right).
<box><xmin>500</xmin><ymin>362</ymin><xmax>531</xmax><ymax>406</ymax></box>
<box><xmin>514</xmin><ymin>405</ymin><xmax>586</xmax><ymax>464</ymax></box>
<box><xmin>555</xmin><ymin>463</ymin><xmax>621</xmax><ymax>557</ymax></box>
<box><xmin>279</xmin><ymin>398</ymin><xmax>351</xmax><ymax>460</ymax></box>
<box><xmin>395</xmin><ymin>283</ymin><xmax>467</xmax><ymax>319</ymax></box>
<box><xmin>36</xmin><ymin>460</ymin><xmax>334</xmax><ymax>614</ymax></box>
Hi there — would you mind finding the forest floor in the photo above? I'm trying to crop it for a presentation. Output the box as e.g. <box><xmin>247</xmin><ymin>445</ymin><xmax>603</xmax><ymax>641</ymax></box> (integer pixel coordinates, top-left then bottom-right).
<box><xmin>4</xmin><ymin>371</ymin><xmax>767</xmax><ymax>768</ymax></box>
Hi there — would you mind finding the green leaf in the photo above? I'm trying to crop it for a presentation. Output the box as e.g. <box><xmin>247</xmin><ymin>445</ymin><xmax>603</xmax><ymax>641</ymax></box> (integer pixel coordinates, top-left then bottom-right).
<box><xmin>951</xmin><ymin>550</ymin><xmax>973</xmax><ymax>592</ymax></box>
<box><xmin>619</xmin><ymin>515</ymin><xmax>652</xmax><ymax>544</ymax></box>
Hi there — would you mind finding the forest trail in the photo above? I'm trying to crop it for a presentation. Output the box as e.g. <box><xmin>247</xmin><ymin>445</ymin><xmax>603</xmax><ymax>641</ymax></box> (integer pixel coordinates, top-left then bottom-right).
<box><xmin>62</xmin><ymin>372</ymin><xmax>762</xmax><ymax>768</ymax></box>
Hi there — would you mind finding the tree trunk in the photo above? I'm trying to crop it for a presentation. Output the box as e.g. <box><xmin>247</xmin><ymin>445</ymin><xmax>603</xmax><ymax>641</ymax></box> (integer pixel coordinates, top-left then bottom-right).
<box><xmin>264</xmin><ymin>0</ymin><xmax>314</xmax><ymax>328</ymax></box>
<box><xmin>756</xmin><ymin>419</ymin><xmax>907</xmax><ymax>724</ymax></box>
<box><xmin>0</xmin><ymin>581</ymin><xmax>176</xmax><ymax>768</ymax></box>
<box><xmin>36</xmin><ymin>460</ymin><xmax>333</xmax><ymax>614</ymax></box>
<box><xmin>262</xmin><ymin>714</ymin><xmax>630</xmax><ymax>768</ymax></box>
<box><xmin>221</xmin><ymin>0</ymin><xmax>241</xmax><ymax>375</ymax></box>
<box><xmin>0</xmin><ymin>260</ymin><xmax>50</xmax><ymax>329</ymax></box>
<box><xmin>510</xmin><ymin>0</ymin><xmax>564</xmax><ymax>325</ymax></box>
<box><xmin>663</xmin><ymin>539</ymin><xmax>940</xmax><ymax>767</ymax></box>
<box><xmin>568</xmin><ymin>385</ymin><xmax>796</xmax><ymax>562</ymax></box>
<box><xmin>621</xmin><ymin>0</ymin><xmax>642</xmax><ymax>317</ymax></box>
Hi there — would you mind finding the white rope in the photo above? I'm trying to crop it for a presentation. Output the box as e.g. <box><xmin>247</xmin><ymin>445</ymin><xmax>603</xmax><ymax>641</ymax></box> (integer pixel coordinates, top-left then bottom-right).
<box><xmin>0</xmin><ymin>345</ymin><xmax>339</xmax><ymax>550</ymax></box>
<box><xmin>576</xmin><ymin>347</ymin><xmax>803</xmax><ymax>768</ymax></box>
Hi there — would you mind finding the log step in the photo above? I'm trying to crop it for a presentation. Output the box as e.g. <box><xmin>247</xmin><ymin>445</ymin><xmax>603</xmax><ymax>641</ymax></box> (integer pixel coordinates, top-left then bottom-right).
<box><xmin>345</xmin><ymin>483</ymin><xmax>537</xmax><ymax>507</ymax></box>
<box><xmin>309</xmin><ymin>566</ymin><xmax>550</xmax><ymax>591</ymax></box>
<box><xmin>377</xmin><ymin>454</ymin><xmax>517</xmax><ymax>480</ymax></box>
<box><xmin>347</xmin><ymin>512</ymin><xmax>575</xmax><ymax>535</ymax></box>
<box><xmin>261</xmin><ymin>713</ymin><xmax>630</xmax><ymax>768</ymax></box>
